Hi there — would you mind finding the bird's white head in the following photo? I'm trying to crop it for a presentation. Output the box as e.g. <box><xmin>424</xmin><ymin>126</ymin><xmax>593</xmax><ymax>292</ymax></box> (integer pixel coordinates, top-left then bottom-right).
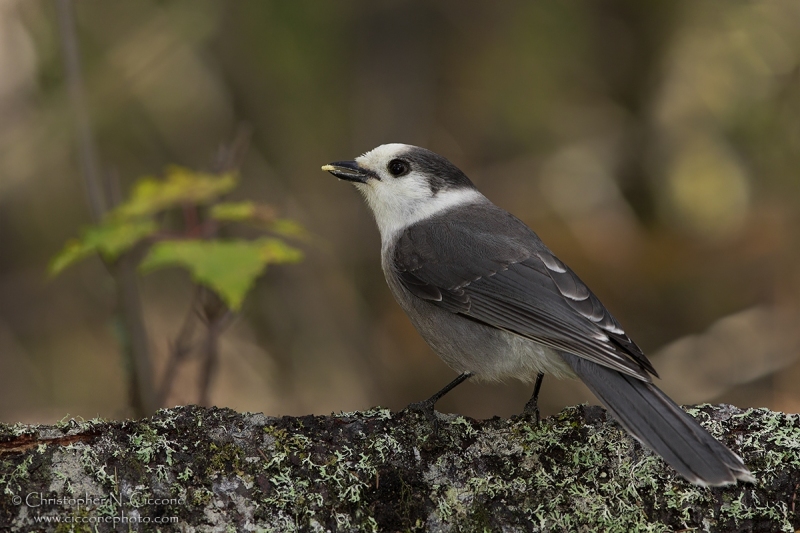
<box><xmin>323</xmin><ymin>143</ymin><xmax>485</xmax><ymax>244</ymax></box>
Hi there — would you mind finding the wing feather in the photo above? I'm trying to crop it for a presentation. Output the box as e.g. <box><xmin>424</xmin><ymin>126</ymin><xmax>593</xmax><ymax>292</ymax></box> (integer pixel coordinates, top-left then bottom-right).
<box><xmin>392</xmin><ymin>205</ymin><xmax>656</xmax><ymax>380</ymax></box>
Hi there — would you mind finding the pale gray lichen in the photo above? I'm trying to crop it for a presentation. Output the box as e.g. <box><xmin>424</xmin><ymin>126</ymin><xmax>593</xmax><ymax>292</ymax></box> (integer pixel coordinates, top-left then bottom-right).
<box><xmin>0</xmin><ymin>404</ymin><xmax>798</xmax><ymax>531</ymax></box>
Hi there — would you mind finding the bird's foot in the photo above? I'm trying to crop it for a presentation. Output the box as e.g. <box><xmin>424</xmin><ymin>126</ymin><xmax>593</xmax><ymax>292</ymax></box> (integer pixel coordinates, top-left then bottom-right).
<box><xmin>404</xmin><ymin>372</ymin><xmax>473</xmax><ymax>436</ymax></box>
<box><xmin>522</xmin><ymin>397</ymin><xmax>541</xmax><ymax>424</ymax></box>
<box><xmin>405</xmin><ymin>398</ymin><xmax>440</xmax><ymax>433</ymax></box>
<box><xmin>522</xmin><ymin>372</ymin><xmax>545</xmax><ymax>424</ymax></box>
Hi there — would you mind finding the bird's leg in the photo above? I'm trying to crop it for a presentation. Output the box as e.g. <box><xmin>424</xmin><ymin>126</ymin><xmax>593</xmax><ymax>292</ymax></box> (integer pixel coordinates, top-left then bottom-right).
<box><xmin>406</xmin><ymin>372</ymin><xmax>473</xmax><ymax>425</ymax></box>
<box><xmin>523</xmin><ymin>372</ymin><xmax>545</xmax><ymax>423</ymax></box>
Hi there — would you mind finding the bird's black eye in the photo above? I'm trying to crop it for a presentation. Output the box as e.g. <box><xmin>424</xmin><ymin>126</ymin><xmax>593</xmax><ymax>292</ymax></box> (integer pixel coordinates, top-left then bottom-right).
<box><xmin>387</xmin><ymin>159</ymin><xmax>410</xmax><ymax>177</ymax></box>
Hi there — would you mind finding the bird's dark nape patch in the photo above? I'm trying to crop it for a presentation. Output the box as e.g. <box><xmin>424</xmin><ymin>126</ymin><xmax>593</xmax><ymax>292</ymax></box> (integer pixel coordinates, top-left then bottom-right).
<box><xmin>401</xmin><ymin>147</ymin><xmax>477</xmax><ymax>194</ymax></box>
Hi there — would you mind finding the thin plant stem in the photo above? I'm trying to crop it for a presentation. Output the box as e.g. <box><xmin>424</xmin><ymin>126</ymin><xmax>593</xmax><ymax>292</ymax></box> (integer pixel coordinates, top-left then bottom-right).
<box><xmin>157</xmin><ymin>286</ymin><xmax>203</xmax><ymax>407</ymax></box>
<box><xmin>56</xmin><ymin>0</ymin><xmax>156</xmax><ymax>417</ymax></box>
<box><xmin>55</xmin><ymin>0</ymin><xmax>106</xmax><ymax>221</ymax></box>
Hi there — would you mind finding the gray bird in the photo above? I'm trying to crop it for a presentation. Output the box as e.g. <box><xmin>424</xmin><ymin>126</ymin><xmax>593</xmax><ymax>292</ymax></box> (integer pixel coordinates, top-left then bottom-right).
<box><xmin>323</xmin><ymin>143</ymin><xmax>754</xmax><ymax>486</ymax></box>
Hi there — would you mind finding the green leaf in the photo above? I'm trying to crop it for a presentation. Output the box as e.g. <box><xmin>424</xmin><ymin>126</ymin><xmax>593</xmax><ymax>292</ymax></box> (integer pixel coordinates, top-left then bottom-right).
<box><xmin>268</xmin><ymin>219</ymin><xmax>310</xmax><ymax>241</ymax></box>
<box><xmin>210</xmin><ymin>201</ymin><xmax>258</xmax><ymax>222</ymax></box>
<box><xmin>139</xmin><ymin>238</ymin><xmax>303</xmax><ymax>310</ymax></box>
<box><xmin>211</xmin><ymin>202</ymin><xmax>309</xmax><ymax>241</ymax></box>
<box><xmin>84</xmin><ymin>219</ymin><xmax>159</xmax><ymax>260</ymax></box>
<box><xmin>49</xmin><ymin>219</ymin><xmax>158</xmax><ymax>276</ymax></box>
<box><xmin>257</xmin><ymin>238</ymin><xmax>304</xmax><ymax>264</ymax></box>
<box><xmin>114</xmin><ymin>166</ymin><xmax>237</xmax><ymax>219</ymax></box>
<box><xmin>49</xmin><ymin>239</ymin><xmax>94</xmax><ymax>277</ymax></box>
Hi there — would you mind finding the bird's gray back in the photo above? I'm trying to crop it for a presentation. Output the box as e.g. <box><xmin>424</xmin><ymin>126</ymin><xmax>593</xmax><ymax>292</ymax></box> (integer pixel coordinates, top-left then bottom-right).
<box><xmin>385</xmin><ymin>201</ymin><xmax>655</xmax><ymax>381</ymax></box>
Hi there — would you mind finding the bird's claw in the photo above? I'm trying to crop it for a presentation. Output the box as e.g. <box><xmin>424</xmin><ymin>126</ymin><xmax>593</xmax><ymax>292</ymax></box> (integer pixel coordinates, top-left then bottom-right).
<box><xmin>523</xmin><ymin>372</ymin><xmax>545</xmax><ymax>424</ymax></box>
<box><xmin>406</xmin><ymin>399</ymin><xmax>440</xmax><ymax>434</ymax></box>
<box><xmin>522</xmin><ymin>397</ymin><xmax>541</xmax><ymax>424</ymax></box>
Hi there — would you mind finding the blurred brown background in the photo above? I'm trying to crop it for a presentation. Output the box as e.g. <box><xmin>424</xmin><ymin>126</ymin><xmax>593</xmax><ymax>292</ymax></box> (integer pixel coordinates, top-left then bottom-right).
<box><xmin>1</xmin><ymin>0</ymin><xmax>799</xmax><ymax>424</ymax></box>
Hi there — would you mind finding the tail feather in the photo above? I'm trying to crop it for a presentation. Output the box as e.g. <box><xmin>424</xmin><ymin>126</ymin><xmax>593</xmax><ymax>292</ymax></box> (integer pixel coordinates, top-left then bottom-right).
<box><xmin>561</xmin><ymin>352</ymin><xmax>754</xmax><ymax>486</ymax></box>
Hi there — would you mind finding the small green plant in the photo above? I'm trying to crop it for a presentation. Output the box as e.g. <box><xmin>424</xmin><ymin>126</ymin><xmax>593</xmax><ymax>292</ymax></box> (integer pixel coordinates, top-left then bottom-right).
<box><xmin>50</xmin><ymin>165</ymin><xmax>305</xmax><ymax>407</ymax></box>
<box><xmin>51</xmin><ymin>166</ymin><xmax>304</xmax><ymax>307</ymax></box>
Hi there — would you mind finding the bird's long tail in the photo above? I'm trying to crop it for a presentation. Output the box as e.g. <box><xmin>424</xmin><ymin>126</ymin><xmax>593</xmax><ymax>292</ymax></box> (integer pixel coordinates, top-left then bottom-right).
<box><xmin>561</xmin><ymin>352</ymin><xmax>754</xmax><ymax>486</ymax></box>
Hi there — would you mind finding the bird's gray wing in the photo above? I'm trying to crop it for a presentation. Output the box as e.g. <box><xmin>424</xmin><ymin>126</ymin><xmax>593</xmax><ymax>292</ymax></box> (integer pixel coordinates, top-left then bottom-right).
<box><xmin>392</xmin><ymin>205</ymin><xmax>655</xmax><ymax>381</ymax></box>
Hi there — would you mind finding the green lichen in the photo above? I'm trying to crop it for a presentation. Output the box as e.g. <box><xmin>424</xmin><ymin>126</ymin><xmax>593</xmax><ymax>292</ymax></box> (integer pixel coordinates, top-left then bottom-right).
<box><xmin>0</xmin><ymin>422</ymin><xmax>33</xmax><ymax>438</ymax></box>
<box><xmin>205</xmin><ymin>442</ymin><xmax>244</xmax><ymax>476</ymax></box>
<box><xmin>334</xmin><ymin>407</ymin><xmax>392</xmax><ymax>420</ymax></box>
<box><xmin>191</xmin><ymin>486</ymin><xmax>214</xmax><ymax>506</ymax></box>
<box><xmin>130</xmin><ymin>424</ymin><xmax>176</xmax><ymax>466</ymax></box>
<box><xmin>53</xmin><ymin>508</ymin><xmax>94</xmax><ymax>533</ymax></box>
<box><xmin>0</xmin><ymin>455</ymin><xmax>33</xmax><ymax>495</ymax></box>
<box><xmin>0</xmin><ymin>404</ymin><xmax>797</xmax><ymax>531</ymax></box>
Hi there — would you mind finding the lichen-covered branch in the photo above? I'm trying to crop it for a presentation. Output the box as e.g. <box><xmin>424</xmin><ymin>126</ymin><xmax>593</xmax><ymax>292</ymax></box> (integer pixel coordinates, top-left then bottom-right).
<box><xmin>0</xmin><ymin>404</ymin><xmax>798</xmax><ymax>532</ymax></box>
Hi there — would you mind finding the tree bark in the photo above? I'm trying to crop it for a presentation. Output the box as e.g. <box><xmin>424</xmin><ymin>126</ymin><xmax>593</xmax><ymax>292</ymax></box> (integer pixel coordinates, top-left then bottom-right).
<box><xmin>0</xmin><ymin>404</ymin><xmax>797</xmax><ymax>532</ymax></box>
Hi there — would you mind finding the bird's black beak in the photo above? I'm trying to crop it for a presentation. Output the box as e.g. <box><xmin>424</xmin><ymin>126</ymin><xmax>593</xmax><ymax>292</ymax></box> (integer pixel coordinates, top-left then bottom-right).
<box><xmin>321</xmin><ymin>160</ymin><xmax>373</xmax><ymax>184</ymax></box>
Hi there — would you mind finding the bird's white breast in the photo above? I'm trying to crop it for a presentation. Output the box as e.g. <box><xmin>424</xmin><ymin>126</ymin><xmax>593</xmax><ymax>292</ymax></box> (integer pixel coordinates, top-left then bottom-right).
<box><xmin>356</xmin><ymin>183</ymin><xmax>486</xmax><ymax>251</ymax></box>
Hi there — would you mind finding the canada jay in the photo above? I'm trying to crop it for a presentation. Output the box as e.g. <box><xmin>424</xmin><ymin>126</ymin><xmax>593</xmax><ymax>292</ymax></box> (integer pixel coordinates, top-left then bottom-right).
<box><xmin>323</xmin><ymin>143</ymin><xmax>753</xmax><ymax>486</ymax></box>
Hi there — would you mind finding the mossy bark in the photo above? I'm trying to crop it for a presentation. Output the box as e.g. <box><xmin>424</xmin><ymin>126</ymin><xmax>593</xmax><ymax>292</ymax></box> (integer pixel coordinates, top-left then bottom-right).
<box><xmin>0</xmin><ymin>404</ymin><xmax>798</xmax><ymax>532</ymax></box>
